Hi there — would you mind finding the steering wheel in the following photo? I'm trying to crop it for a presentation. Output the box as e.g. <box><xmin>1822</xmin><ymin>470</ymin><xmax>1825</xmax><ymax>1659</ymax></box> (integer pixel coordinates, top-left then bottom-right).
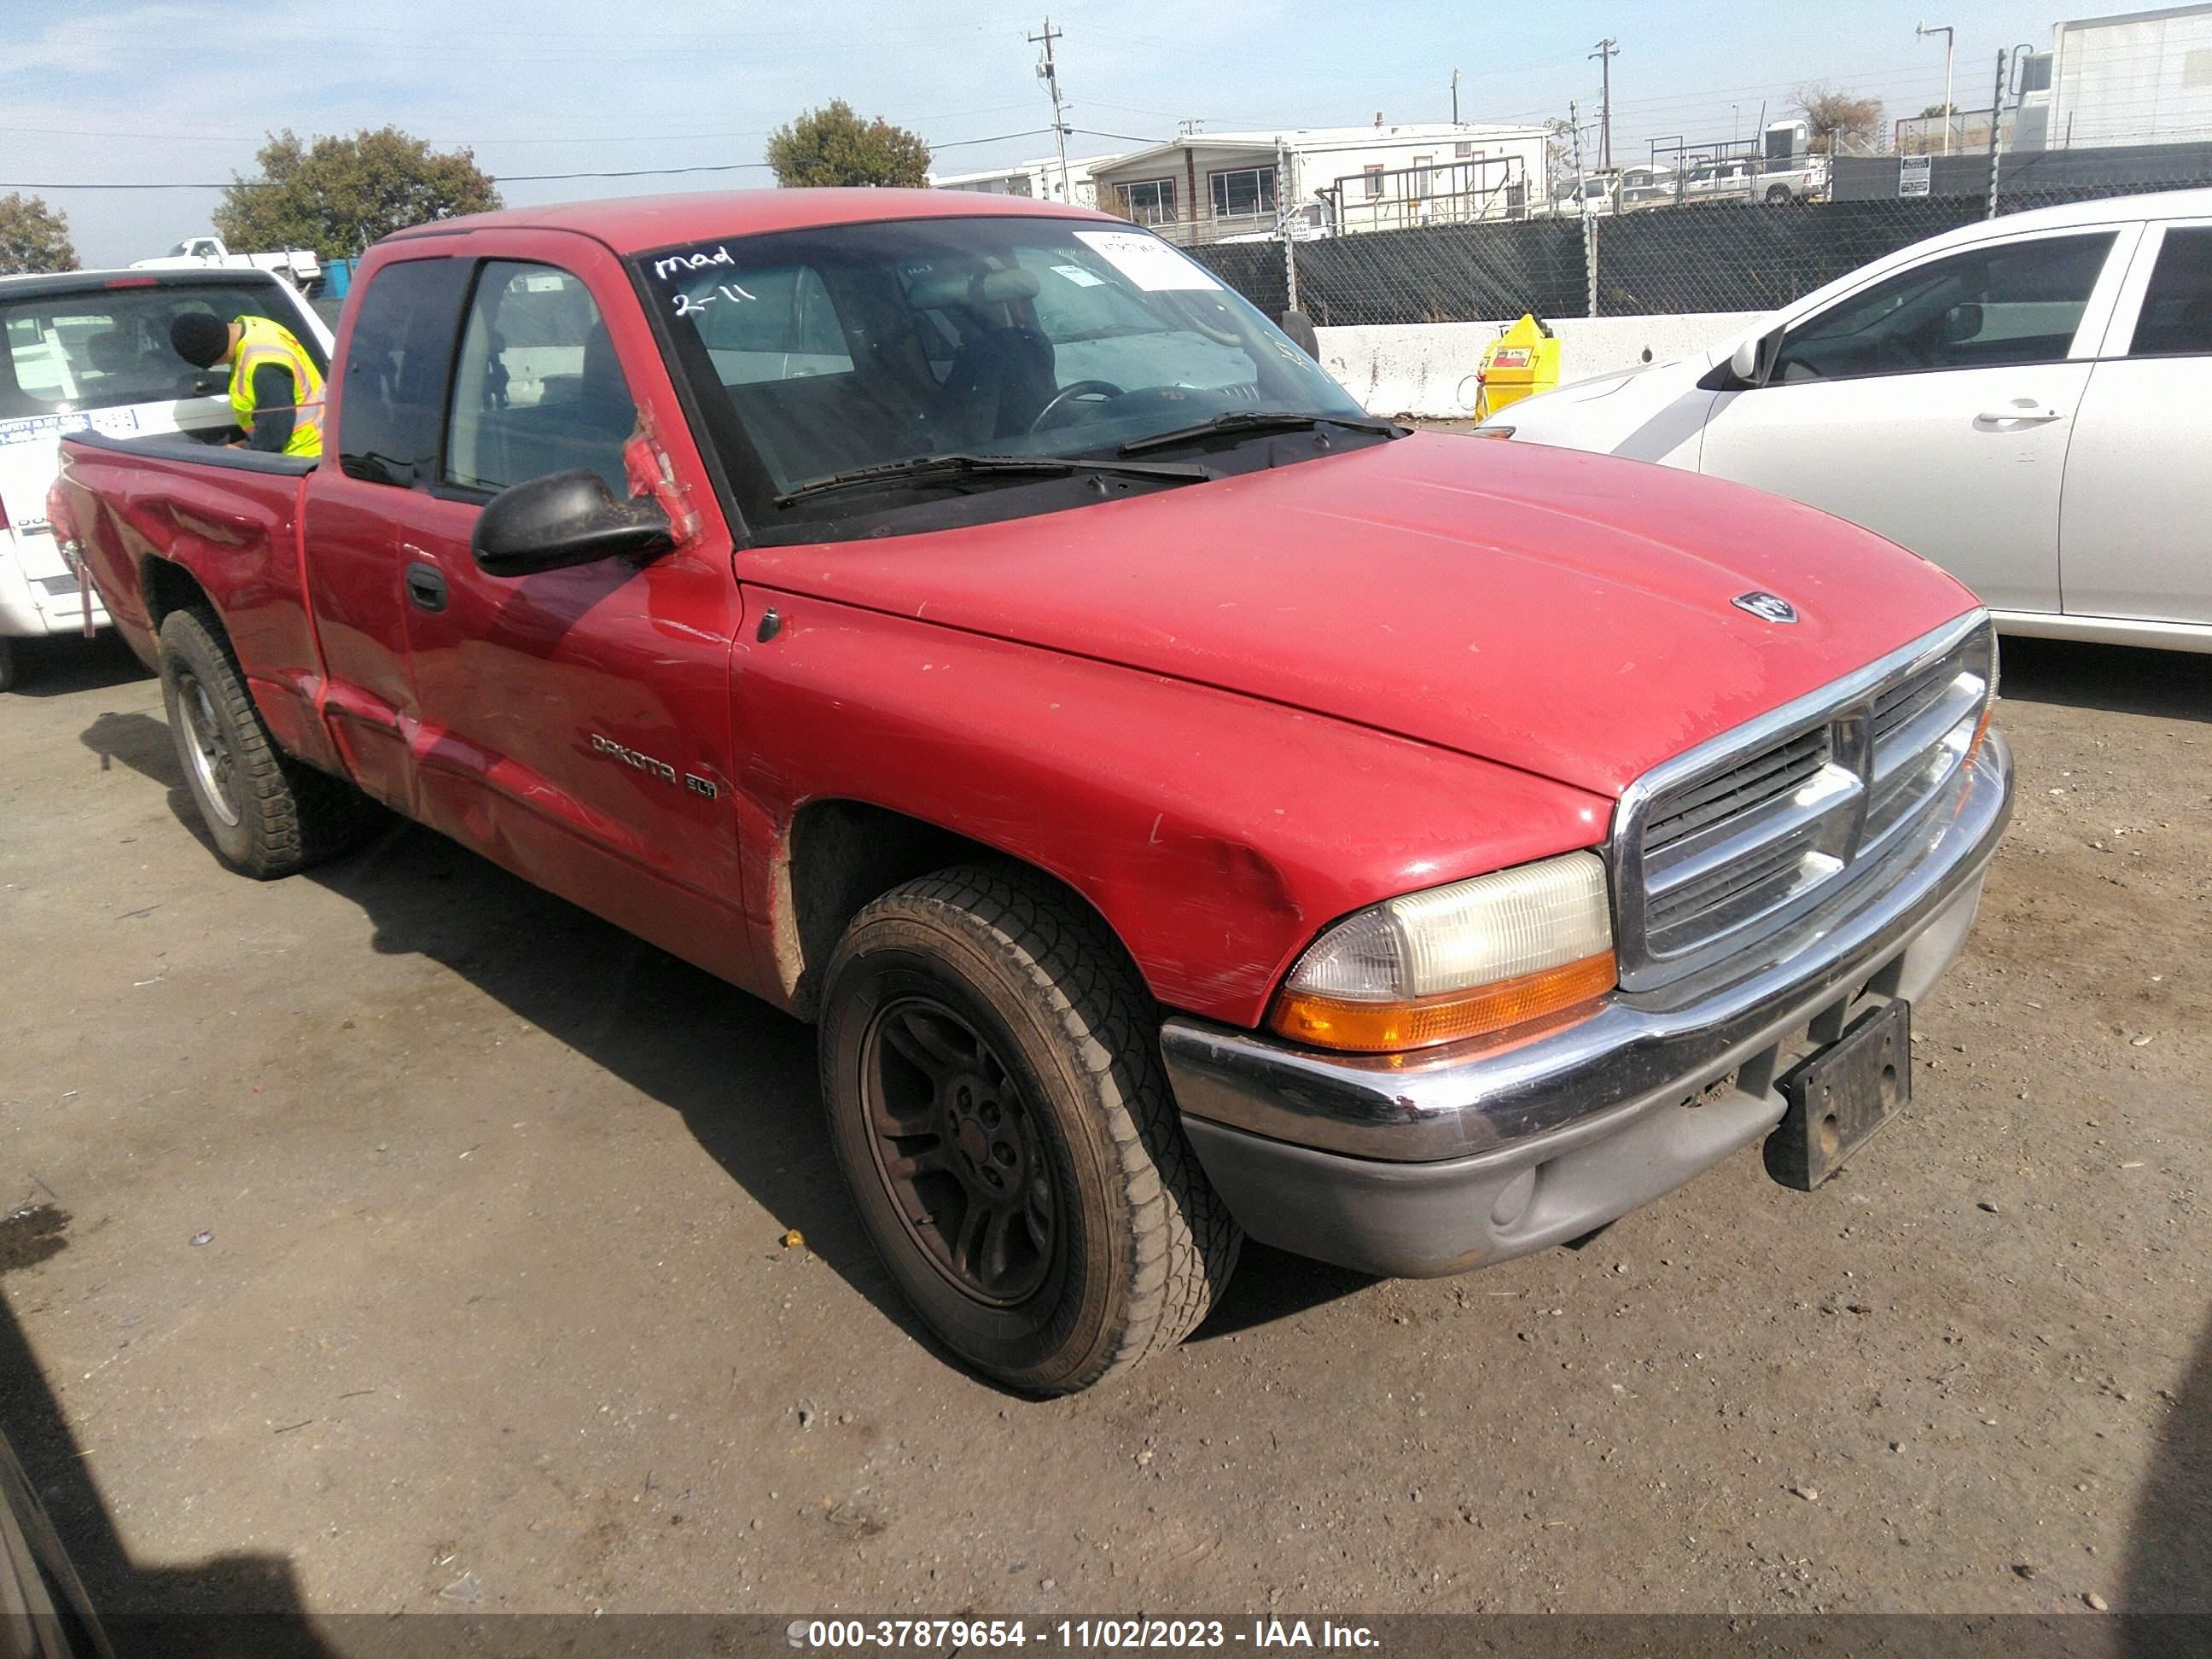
<box><xmin>1028</xmin><ymin>379</ymin><xmax>1124</xmax><ymax>433</ymax></box>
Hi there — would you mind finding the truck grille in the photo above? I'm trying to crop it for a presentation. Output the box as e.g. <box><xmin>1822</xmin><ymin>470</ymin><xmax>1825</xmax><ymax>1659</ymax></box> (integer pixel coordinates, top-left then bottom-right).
<box><xmin>1611</xmin><ymin>616</ymin><xmax>1995</xmax><ymax>993</ymax></box>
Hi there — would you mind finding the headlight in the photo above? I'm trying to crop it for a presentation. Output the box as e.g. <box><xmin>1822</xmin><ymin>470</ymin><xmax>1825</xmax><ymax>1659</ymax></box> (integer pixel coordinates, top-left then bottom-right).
<box><xmin>1470</xmin><ymin>425</ymin><xmax>1516</xmax><ymax>440</ymax></box>
<box><xmin>1268</xmin><ymin>850</ymin><xmax>1616</xmax><ymax>1054</ymax></box>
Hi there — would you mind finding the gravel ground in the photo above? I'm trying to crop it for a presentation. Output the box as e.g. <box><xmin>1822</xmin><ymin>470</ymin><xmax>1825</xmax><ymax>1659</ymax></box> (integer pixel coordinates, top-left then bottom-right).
<box><xmin>1</xmin><ymin>630</ymin><xmax>2205</xmax><ymax>1633</ymax></box>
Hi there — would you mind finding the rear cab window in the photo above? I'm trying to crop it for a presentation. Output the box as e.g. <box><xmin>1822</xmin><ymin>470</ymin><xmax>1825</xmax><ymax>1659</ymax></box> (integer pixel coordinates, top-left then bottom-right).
<box><xmin>335</xmin><ymin>257</ymin><xmax>473</xmax><ymax>486</ymax></box>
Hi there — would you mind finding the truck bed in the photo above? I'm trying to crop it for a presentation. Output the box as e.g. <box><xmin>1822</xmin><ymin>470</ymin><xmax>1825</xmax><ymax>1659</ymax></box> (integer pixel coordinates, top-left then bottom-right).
<box><xmin>55</xmin><ymin>432</ymin><xmax>329</xmax><ymax>765</ymax></box>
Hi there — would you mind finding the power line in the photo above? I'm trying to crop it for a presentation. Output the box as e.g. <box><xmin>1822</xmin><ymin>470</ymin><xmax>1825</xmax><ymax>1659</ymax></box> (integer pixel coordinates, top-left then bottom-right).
<box><xmin>0</xmin><ymin>124</ymin><xmax>1085</xmax><ymax>191</ymax></box>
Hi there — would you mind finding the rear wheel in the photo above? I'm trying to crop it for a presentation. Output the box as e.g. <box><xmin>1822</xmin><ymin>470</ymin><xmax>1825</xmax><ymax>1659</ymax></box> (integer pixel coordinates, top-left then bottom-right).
<box><xmin>1766</xmin><ymin>183</ymin><xmax>1793</xmax><ymax>205</ymax></box>
<box><xmin>158</xmin><ymin>608</ymin><xmax>381</xmax><ymax>878</ymax></box>
<box><xmin>819</xmin><ymin>864</ymin><xmax>1241</xmax><ymax>1394</ymax></box>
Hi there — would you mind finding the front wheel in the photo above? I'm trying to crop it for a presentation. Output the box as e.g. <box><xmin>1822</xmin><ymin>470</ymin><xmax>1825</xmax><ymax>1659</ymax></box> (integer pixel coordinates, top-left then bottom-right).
<box><xmin>819</xmin><ymin>864</ymin><xmax>1241</xmax><ymax>1394</ymax></box>
<box><xmin>0</xmin><ymin>635</ymin><xmax>16</xmax><ymax>693</ymax></box>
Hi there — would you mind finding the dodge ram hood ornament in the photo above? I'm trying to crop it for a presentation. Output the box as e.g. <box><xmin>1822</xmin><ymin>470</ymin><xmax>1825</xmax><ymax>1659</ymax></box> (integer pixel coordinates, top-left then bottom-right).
<box><xmin>1732</xmin><ymin>591</ymin><xmax>1799</xmax><ymax>624</ymax></box>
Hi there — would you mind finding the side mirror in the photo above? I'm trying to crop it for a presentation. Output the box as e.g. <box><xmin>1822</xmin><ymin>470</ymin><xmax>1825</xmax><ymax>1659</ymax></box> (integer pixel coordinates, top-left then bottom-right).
<box><xmin>1726</xmin><ymin>323</ymin><xmax>1786</xmax><ymax>389</ymax></box>
<box><xmin>471</xmin><ymin>469</ymin><xmax>672</xmax><ymax>578</ymax></box>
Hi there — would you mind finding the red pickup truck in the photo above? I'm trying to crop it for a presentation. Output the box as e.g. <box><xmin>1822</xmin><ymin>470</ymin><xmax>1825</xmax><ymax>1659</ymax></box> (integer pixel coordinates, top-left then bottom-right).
<box><xmin>53</xmin><ymin>191</ymin><xmax>2012</xmax><ymax>1394</ymax></box>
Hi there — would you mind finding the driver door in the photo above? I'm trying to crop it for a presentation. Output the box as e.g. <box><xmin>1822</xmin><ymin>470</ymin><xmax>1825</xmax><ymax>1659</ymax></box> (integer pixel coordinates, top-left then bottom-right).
<box><xmin>388</xmin><ymin>249</ymin><xmax>753</xmax><ymax>988</ymax></box>
<box><xmin>1698</xmin><ymin>225</ymin><xmax>2137</xmax><ymax>614</ymax></box>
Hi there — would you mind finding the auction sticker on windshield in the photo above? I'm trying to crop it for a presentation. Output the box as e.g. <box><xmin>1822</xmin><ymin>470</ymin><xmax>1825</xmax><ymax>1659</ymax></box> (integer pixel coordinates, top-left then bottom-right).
<box><xmin>1071</xmin><ymin>230</ymin><xmax>1222</xmax><ymax>293</ymax></box>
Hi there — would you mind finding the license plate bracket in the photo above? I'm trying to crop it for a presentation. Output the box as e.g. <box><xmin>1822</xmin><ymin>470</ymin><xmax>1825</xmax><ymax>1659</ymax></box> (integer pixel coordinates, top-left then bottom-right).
<box><xmin>1765</xmin><ymin>998</ymin><xmax>1912</xmax><ymax>1191</ymax></box>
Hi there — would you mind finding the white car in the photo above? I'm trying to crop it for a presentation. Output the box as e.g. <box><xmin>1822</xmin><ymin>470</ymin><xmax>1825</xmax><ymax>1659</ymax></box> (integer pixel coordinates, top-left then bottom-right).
<box><xmin>0</xmin><ymin>266</ymin><xmax>333</xmax><ymax>690</ymax></box>
<box><xmin>1484</xmin><ymin>188</ymin><xmax>2212</xmax><ymax>653</ymax></box>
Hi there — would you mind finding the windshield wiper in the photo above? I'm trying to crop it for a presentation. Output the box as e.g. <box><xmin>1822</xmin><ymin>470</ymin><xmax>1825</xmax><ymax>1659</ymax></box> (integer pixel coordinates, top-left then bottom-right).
<box><xmin>1118</xmin><ymin>410</ymin><xmax>1404</xmax><ymax>456</ymax></box>
<box><xmin>774</xmin><ymin>451</ymin><xmax>1212</xmax><ymax>508</ymax></box>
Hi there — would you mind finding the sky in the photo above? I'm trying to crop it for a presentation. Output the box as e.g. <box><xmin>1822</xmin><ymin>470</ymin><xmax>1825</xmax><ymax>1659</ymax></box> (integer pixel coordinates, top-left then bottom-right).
<box><xmin>3</xmin><ymin>0</ymin><xmax>2060</xmax><ymax>267</ymax></box>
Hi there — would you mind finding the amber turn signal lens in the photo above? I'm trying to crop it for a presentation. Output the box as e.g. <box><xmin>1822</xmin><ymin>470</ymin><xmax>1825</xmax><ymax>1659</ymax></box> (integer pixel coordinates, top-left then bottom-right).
<box><xmin>1267</xmin><ymin>951</ymin><xmax>1617</xmax><ymax>1054</ymax></box>
<box><xmin>1966</xmin><ymin>698</ymin><xmax>1996</xmax><ymax>763</ymax></box>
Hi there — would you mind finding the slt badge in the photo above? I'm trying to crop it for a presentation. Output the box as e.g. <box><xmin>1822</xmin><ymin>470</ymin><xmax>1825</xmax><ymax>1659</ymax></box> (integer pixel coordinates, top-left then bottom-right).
<box><xmin>1731</xmin><ymin>591</ymin><xmax>1799</xmax><ymax>624</ymax></box>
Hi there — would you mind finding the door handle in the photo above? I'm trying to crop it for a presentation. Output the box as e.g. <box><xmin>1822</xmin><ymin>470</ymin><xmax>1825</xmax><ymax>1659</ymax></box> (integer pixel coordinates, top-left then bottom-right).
<box><xmin>1976</xmin><ymin>406</ymin><xmax>2064</xmax><ymax>424</ymax></box>
<box><xmin>405</xmin><ymin>561</ymin><xmax>448</xmax><ymax>614</ymax></box>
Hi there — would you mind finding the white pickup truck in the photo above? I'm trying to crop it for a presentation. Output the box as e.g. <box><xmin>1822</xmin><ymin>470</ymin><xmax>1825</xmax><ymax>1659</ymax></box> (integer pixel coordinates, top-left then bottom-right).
<box><xmin>0</xmin><ymin>265</ymin><xmax>332</xmax><ymax>690</ymax></box>
<box><xmin>130</xmin><ymin>236</ymin><xmax>321</xmax><ymax>291</ymax></box>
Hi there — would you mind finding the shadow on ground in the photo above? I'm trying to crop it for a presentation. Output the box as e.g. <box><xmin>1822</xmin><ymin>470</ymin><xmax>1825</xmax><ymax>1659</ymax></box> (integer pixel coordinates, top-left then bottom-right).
<box><xmin>6</xmin><ymin>632</ymin><xmax>151</xmax><ymax>701</ymax></box>
<box><xmin>2</xmin><ymin>1214</ymin><xmax>338</xmax><ymax>1656</ymax></box>
<box><xmin>1996</xmin><ymin>637</ymin><xmax>2210</xmax><ymax>725</ymax></box>
<box><xmin>76</xmin><ymin>707</ymin><xmax>1377</xmax><ymax>1382</ymax></box>
<box><xmin>2123</xmin><ymin>1307</ymin><xmax>2212</xmax><ymax>1637</ymax></box>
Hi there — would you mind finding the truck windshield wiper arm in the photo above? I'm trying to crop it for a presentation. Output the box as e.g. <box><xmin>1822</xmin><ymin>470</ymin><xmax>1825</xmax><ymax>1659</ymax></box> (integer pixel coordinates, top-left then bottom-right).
<box><xmin>1118</xmin><ymin>410</ymin><xmax>1404</xmax><ymax>456</ymax></box>
<box><xmin>775</xmin><ymin>451</ymin><xmax>1212</xmax><ymax>507</ymax></box>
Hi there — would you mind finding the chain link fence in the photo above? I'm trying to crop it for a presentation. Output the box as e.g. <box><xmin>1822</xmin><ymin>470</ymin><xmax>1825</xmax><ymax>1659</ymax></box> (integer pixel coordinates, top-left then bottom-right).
<box><xmin>1188</xmin><ymin>164</ymin><xmax>2212</xmax><ymax>325</ymax></box>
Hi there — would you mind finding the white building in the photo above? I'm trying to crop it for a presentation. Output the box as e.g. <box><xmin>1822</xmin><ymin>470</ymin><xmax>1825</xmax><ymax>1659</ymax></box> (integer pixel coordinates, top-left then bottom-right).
<box><xmin>1086</xmin><ymin>121</ymin><xmax>1552</xmax><ymax>243</ymax></box>
<box><xmin>929</xmin><ymin>153</ymin><xmax>1125</xmax><ymax>209</ymax></box>
<box><xmin>2017</xmin><ymin>3</ymin><xmax>2212</xmax><ymax>148</ymax></box>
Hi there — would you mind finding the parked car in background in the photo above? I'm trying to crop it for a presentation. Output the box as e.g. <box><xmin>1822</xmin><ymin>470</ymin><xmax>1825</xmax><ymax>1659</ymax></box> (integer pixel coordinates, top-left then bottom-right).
<box><xmin>1550</xmin><ymin>166</ymin><xmax>1676</xmax><ymax>217</ymax></box>
<box><xmin>1682</xmin><ymin>158</ymin><xmax>1757</xmax><ymax>205</ymax></box>
<box><xmin>1620</xmin><ymin>163</ymin><xmax>1678</xmax><ymax>211</ymax></box>
<box><xmin>1481</xmin><ymin>189</ymin><xmax>2212</xmax><ymax>653</ymax></box>
<box><xmin>1755</xmin><ymin>152</ymin><xmax>1831</xmax><ymax>203</ymax></box>
<box><xmin>56</xmin><ymin>189</ymin><xmax>2010</xmax><ymax>1395</ymax></box>
<box><xmin>1671</xmin><ymin>154</ymin><xmax>1826</xmax><ymax>207</ymax></box>
<box><xmin>0</xmin><ymin>267</ymin><xmax>332</xmax><ymax>691</ymax></box>
<box><xmin>129</xmin><ymin>235</ymin><xmax>321</xmax><ymax>291</ymax></box>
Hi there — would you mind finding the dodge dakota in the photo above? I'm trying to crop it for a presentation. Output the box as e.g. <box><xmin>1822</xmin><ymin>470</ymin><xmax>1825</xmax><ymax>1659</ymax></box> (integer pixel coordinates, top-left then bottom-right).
<box><xmin>52</xmin><ymin>190</ymin><xmax>2014</xmax><ymax>1394</ymax></box>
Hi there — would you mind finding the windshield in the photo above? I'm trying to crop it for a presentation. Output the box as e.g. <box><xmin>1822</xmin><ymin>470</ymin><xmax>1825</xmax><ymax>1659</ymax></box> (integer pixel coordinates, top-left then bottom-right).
<box><xmin>0</xmin><ymin>280</ymin><xmax>322</xmax><ymax>421</ymax></box>
<box><xmin>638</xmin><ymin>214</ymin><xmax>1368</xmax><ymax>528</ymax></box>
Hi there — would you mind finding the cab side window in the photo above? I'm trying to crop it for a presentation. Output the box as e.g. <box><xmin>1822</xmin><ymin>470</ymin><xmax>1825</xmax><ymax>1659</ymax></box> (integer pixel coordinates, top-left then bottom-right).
<box><xmin>1771</xmin><ymin>232</ymin><xmax>2116</xmax><ymax>383</ymax></box>
<box><xmin>444</xmin><ymin>262</ymin><xmax>637</xmax><ymax>495</ymax></box>
<box><xmin>337</xmin><ymin>258</ymin><xmax>471</xmax><ymax>486</ymax></box>
<box><xmin>2128</xmin><ymin>227</ymin><xmax>2212</xmax><ymax>358</ymax></box>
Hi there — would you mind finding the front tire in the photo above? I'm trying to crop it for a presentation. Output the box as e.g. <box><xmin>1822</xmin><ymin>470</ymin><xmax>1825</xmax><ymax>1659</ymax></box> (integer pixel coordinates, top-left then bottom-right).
<box><xmin>158</xmin><ymin>608</ymin><xmax>380</xmax><ymax>878</ymax></box>
<box><xmin>0</xmin><ymin>635</ymin><xmax>18</xmax><ymax>693</ymax></box>
<box><xmin>819</xmin><ymin>864</ymin><xmax>1241</xmax><ymax>1394</ymax></box>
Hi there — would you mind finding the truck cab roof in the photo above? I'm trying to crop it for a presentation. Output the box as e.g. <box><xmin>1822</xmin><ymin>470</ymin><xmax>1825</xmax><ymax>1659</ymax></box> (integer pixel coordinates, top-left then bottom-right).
<box><xmin>381</xmin><ymin>187</ymin><xmax>1109</xmax><ymax>257</ymax></box>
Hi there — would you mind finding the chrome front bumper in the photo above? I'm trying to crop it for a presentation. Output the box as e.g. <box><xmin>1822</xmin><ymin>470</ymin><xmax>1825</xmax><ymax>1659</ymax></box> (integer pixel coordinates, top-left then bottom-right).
<box><xmin>1158</xmin><ymin>732</ymin><xmax>2013</xmax><ymax>1278</ymax></box>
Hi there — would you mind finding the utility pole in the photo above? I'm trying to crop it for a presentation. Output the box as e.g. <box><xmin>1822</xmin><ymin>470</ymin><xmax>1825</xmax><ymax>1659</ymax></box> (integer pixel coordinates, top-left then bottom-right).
<box><xmin>1984</xmin><ymin>48</ymin><xmax>2006</xmax><ymax>218</ymax></box>
<box><xmin>1570</xmin><ymin>99</ymin><xmax>1597</xmax><ymax>318</ymax></box>
<box><xmin>1452</xmin><ymin>68</ymin><xmax>1460</xmax><ymax>125</ymax></box>
<box><xmin>1029</xmin><ymin>17</ymin><xmax>1073</xmax><ymax>205</ymax></box>
<box><xmin>1918</xmin><ymin>22</ymin><xmax>1956</xmax><ymax>154</ymax></box>
<box><xmin>1590</xmin><ymin>38</ymin><xmax>1619</xmax><ymax>172</ymax></box>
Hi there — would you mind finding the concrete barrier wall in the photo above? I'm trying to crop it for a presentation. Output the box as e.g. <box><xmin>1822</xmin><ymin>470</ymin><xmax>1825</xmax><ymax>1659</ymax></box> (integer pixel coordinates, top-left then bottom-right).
<box><xmin>1314</xmin><ymin>313</ymin><xmax>1764</xmax><ymax>419</ymax></box>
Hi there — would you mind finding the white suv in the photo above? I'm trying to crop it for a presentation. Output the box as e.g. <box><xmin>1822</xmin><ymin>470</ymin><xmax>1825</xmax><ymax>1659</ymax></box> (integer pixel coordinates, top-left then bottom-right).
<box><xmin>0</xmin><ymin>266</ymin><xmax>332</xmax><ymax>690</ymax></box>
<box><xmin>1481</xmin><ymin>189</ymin><xmax>2212</xmax><ymax>653</ymax></box>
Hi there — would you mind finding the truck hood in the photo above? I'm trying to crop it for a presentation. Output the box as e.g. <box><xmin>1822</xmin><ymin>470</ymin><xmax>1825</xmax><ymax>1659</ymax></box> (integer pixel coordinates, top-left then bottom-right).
<box><xmin>740</xmin><ymin>433</ymin><xmax>1978</xmax><ymax>800</ymax></box>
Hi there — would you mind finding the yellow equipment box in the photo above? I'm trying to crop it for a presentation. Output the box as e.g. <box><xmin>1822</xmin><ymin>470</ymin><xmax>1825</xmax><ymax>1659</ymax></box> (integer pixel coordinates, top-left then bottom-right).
<box><xmin>1474</xmin><ymin>314</ymin><xmax>1561</xmax><ymax>419</ymax></box>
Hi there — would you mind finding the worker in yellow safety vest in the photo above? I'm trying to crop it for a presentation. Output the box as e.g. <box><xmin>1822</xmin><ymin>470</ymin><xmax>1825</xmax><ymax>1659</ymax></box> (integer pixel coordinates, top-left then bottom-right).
<box><xmin>168</xmin><ymin>311</ymin><xmax>326</xmax><ymax>457</ymax></box>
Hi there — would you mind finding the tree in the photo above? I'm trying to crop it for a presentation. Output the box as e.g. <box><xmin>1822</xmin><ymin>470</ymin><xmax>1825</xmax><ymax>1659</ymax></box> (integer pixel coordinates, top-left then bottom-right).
<box><xmin>0</xmin><ymin>193</ymin><xmax>78</xmax><ymax>275</ymax></box>
<box><xmin>1794</xmin><ymin>84</ymin><xmax>1886</xmax><ymax>155</ymax></box>
<box><xmin>217</xmin><ymin>128</ymin><xmax>501</xmax><ymax>259</ymax></box>
<box><xmin>766</xmin><ymin>101</ymin><xmax>932</xmax><ymax>189</ymax></box>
